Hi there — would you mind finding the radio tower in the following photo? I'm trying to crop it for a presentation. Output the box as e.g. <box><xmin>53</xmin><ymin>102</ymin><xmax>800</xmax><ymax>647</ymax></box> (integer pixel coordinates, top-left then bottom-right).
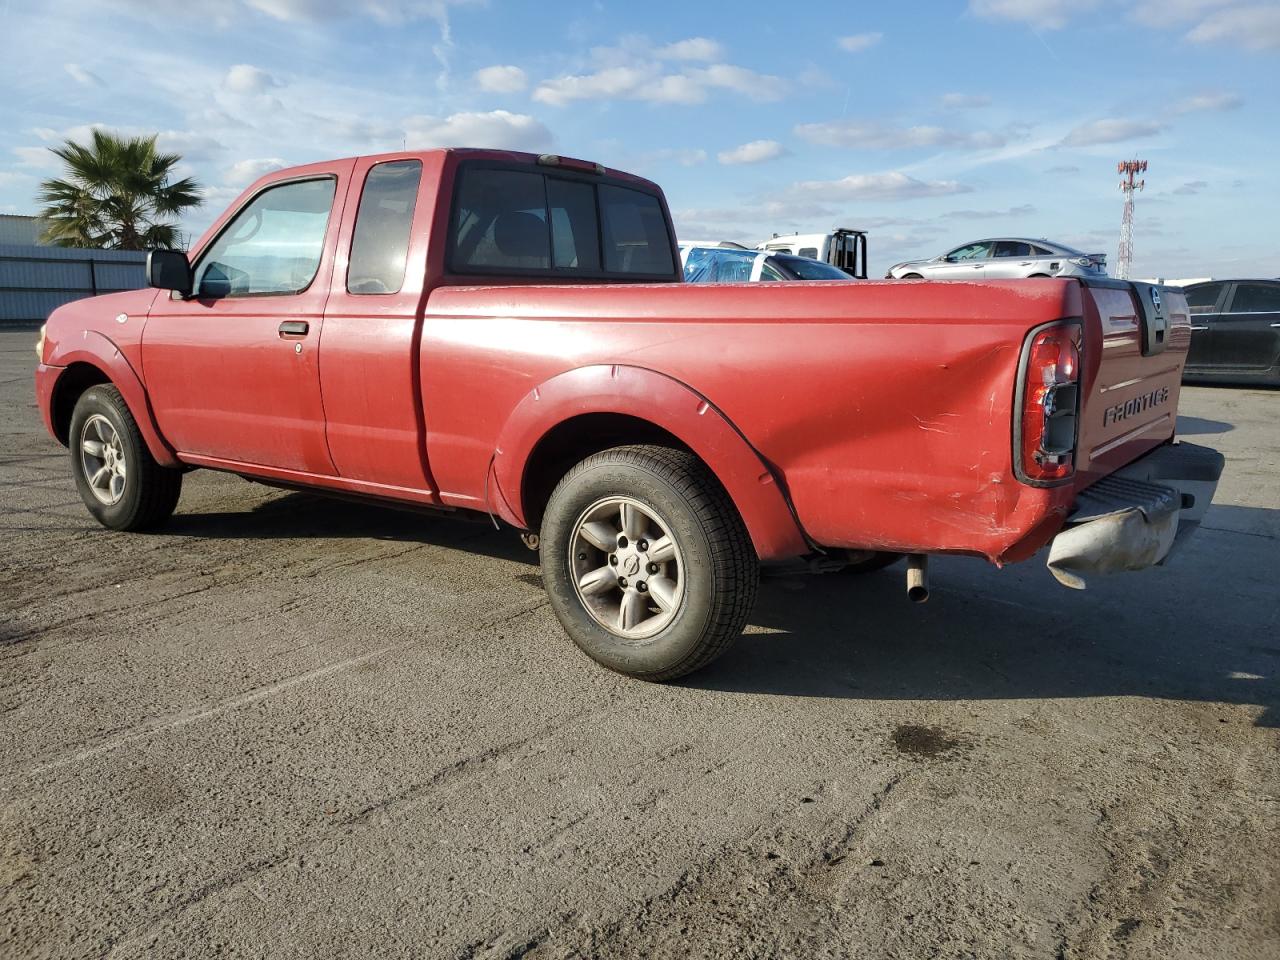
<box><xmin>1115</xmin><ymin>159</ymin><xmax>1146</xmax><ymax>279</ymax></box>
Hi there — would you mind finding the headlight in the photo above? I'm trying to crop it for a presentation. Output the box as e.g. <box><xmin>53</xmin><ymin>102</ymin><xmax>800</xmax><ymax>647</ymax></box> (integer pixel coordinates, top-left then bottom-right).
<box><xmin>35</xmin><ymin>323</ymin><xmax>46</xmax><ymax>362</ymax></box>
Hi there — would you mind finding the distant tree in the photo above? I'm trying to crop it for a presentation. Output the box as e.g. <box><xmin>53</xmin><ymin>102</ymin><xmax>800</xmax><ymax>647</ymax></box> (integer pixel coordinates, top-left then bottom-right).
<box><xmin>36</xmin><ymin>129</ymin><xmax>202</xmax><ymax>250</ymax></box>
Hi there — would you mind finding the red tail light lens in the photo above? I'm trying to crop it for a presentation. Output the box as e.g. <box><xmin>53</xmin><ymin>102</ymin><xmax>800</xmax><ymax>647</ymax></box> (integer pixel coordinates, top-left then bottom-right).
<box><xmin>1016</xmin><ymin>321</ymin><xmax>1082</xmax><ymax>484</ymax></box>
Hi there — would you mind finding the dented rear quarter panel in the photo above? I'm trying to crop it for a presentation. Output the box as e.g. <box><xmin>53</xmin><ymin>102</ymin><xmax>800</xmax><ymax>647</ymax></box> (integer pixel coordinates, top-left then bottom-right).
<box><xmin>423</xmin><ymin>278</ymin><xmax>1087</xmax><ymax>563</ymax></box>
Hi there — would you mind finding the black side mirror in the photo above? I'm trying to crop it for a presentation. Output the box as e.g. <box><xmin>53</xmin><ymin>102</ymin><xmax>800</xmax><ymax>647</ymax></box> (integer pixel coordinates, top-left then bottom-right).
<box><xmin>147</xmin><ymin>249</ymin><xmax>192</xmax><ymax>296</ymax></box>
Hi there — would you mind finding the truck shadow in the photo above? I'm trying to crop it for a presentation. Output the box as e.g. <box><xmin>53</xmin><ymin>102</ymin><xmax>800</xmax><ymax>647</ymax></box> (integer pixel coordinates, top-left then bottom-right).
<box><xmin>1174</xmin><ymin>415</ymin><xmax>1235</xmax><ymax>435</ymax></box>
<box><xmin>691</xmin><ymin>504</ymin><xmax>1280</xmax><ymax>729</ymax></box>
<box><xmin>167</xmin><ymin>493</ymin><xmax>1278</xmax><ymax>729</ymax></box>
<box><xmin>165</xmin><ymin>491</ymin><xmax>539</xmax><ymax>567</ymax></box>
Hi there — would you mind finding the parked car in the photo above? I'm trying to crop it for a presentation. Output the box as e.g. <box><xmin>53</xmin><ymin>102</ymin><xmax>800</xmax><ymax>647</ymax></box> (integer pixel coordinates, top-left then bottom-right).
<box><xmin>34</xmin><ymin>149</ymin><xmax>1221</xmax><ymax>681</ymax></box>
<box><xmin>887</xmin><ymin>239</ymin><xmax>1107</xmax><ymax>280</ymax></box>
<box><xmin>1182</xmin><ymin>279</ymin><xmax>1280</xmax><ymax>385</ymax></box>
<box><xmin>756</xmin><ymin>228</ymin><xmax>868</xmax><ymax>278</ymax></box>
<box><xmin>680</xmin><ymin>244</ymin><xmax>852</xmax><ymax>282</ymax></box>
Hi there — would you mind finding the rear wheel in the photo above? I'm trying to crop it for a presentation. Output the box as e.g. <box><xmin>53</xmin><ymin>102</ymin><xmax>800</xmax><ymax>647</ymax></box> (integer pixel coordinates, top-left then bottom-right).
<box><xmin>69</xmin><ymin>385</ymin><xmax>182</xmax><ymax>531</ymax></box>
<box><xmin>1028</xmin><ymin>273</ymin><xmax>1051</xmax><ymax>278</ymax></box>
<box><xmin>540</xmin><ymin>445</ymin><xmax>758</xmax><ymax>681</ymax></box>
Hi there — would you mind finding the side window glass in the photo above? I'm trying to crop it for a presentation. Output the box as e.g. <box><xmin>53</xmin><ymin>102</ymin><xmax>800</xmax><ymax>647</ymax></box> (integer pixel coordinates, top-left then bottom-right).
<box><xmin>1184</xmin><ymin>283</ymin><xmax>1223</xmax><ymax>315</ymax></box>
<box><xmin>347</xmin><ymin>160</ymin><xmax>422</xmax><ymax>295</ymax></box>
<box><xmin>1228</xmin><ymin>283</ymin><xmax>1280</xmax><ymax>313</ymax></box>
<box><xmin>798</xmin><ymin>247</ymin><xmax>818</xmax><ymax>259</ymax></box>
<box><xmin>194</xmin><ymin>178</ymin><xmax>336</xmax><ymax>298</ymax></box>
<box><xmin>452</xmin><ymin>169</ymin><xmax>550</xmax><ymax>270</ymax></box>
<box><xmin>995</xmin><ymin>241</ymin><xmax>1031</xmax><ymax>258</ymax></box>
<box><xmin>949</xmin><ymin>242</ymin><xmax>991</xmax><ymax>261</ymax></box>
<box><xmin>547</xmin><ymin>178</ymin><xmax>601</xmax><ymax>271</ymax></box>
<box><xmin>759</xmin><ymin>260</ymin><xmax>786</xmax><ymax>281</ymax></box>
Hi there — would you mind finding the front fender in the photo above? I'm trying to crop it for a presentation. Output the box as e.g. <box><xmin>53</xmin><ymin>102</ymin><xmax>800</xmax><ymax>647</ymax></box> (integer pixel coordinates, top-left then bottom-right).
<box><xmin>44</xmin><ymin>331</ymin><xmax>179</xmax><ymax>467</ymax></box>
<box><xmin>492</xmin><ymin>364</ymin><xmax>810</xmax><ymax>562</ymax></box>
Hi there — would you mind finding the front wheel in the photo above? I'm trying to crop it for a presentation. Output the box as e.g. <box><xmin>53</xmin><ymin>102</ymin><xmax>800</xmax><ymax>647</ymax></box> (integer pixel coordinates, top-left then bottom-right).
<box><xmin>539</xmin><ymin>445</ymin><xmax>758</xmax><ymax>681</ymax></box>
<box><xmin>902</xmin><ymin>272</ymin><xmax>924</xmax><ymax>279</ymax></box>
<box><xmin>69</xmin><ymin>385</ymin><xmax>183</xmax><ymax>531</ymax></box>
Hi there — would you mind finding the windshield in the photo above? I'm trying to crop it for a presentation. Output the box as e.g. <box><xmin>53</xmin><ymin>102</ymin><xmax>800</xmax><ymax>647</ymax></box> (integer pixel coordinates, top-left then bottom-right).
<box><xmin>773</xmin><ymin>255</ymin><xmax>850</xmax><ymax>281</ymax></box>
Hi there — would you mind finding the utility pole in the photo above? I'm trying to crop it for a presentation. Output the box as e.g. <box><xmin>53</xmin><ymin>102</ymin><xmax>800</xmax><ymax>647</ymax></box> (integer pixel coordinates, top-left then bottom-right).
<box><xmin>1116</xmin><ymin>159</ymin><xmax>1146</xmax><ymax>280</ymax></box>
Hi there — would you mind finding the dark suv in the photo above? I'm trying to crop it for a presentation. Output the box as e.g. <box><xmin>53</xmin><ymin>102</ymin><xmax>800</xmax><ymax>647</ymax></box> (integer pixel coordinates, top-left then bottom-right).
<box><xmin>1183</xmin><ymin>279</ymin><xmax>1280</xmax><ymax>386</ymax></box>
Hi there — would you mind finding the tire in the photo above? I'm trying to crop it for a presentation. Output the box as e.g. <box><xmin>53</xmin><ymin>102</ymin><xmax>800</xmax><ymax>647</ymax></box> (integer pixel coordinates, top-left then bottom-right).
<box><xmin>840</xmin><ymin>551</ymin><xmax>904</xmax><ymax>575</ymax></box>
<box><xmin>903</xmin><ymin>272</ymin><xmax>923</xmax><ymax>279</ymax></box>
<box><xmin>1028</xmin><ymin>273</ymin><xmax>1051</xmax><ymax>278</ymax></box>
<box><xmin>69</xmin><ymin>384</ymin><xmax>183</xmax><ymax>531</ymax></box>
<box><xmin>539</xmin><ymin>445</ymin><xmax>758</xmax><ymax>681</ymax></box>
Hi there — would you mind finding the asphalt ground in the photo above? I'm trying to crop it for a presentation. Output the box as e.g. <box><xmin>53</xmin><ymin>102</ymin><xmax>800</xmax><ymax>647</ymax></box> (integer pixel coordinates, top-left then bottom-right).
<box><xmin>1</xmin><ymin>328</ymin><xmax>1277</xmax><ymax>959</ymax></box>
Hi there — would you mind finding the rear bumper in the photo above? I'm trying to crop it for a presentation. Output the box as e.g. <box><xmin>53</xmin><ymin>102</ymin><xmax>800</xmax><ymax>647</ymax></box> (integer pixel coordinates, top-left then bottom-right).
<box><xmin>1046</xmin><ymin>441</ymin><xmax>1224</xmax><ymax>588</ymax></box>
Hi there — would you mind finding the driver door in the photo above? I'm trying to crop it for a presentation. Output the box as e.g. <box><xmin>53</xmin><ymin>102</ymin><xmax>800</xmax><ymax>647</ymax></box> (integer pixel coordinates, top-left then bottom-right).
<box><xmin>142</xmin><ymin>164</ymin><xmax>352</xmax><ymax>474</ymax></box>
<box><xmin>932</xmin><ymin>241</ymin><xmax>992</xmax><ymax>279</ymax></box>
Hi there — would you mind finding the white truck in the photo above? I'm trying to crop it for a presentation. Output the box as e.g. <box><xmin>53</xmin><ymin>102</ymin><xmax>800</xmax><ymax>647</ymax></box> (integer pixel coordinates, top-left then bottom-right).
<box><xmin>756</xmin><ymin>228</ymin><xmax>867</xmax><ymax>279</ymax></box>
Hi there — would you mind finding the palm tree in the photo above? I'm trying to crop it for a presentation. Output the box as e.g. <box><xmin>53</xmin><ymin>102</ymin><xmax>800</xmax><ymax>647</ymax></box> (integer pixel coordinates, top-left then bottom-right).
<box><xmin>37</xmin><ymin>129</ymin><xmax>203</xmax><ymax>250</ymax></box>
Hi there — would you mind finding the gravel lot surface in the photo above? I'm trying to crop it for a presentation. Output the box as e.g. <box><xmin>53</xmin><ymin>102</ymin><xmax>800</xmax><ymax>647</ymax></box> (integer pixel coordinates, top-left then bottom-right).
<box><xmin>1</xmin><ymin>328</ymin><xmax>1277</xmax><ymax>959</ymax></box>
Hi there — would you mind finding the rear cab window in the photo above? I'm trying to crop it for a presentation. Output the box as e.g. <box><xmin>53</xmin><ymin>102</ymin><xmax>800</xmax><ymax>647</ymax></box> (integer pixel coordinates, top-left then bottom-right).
<box><xmin>448</xmin><ymin>163</ymin><xmax>678</xmax><ymax>281</ymax></box>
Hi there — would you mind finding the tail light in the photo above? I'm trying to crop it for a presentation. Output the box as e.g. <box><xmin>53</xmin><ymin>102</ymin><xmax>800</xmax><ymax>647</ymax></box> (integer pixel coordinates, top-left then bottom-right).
<box><xmin>1014</xmin><ymin>320</ymin><xmax>1082</xmax><ymax>485</ymax></box>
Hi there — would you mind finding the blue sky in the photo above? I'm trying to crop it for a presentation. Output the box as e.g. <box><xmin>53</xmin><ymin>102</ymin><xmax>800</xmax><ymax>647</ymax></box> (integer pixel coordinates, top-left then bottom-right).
<box><xmin>1</xmin><ymin>0</ymin><xmax>1277</xmax><ymax>279</ymax></box>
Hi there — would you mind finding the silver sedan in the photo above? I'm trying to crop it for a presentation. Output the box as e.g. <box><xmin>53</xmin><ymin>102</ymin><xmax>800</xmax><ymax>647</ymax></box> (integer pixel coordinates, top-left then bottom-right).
<box><xmin>887</xmin><ymin>238</ymin><xmax>1107</xmax><ymax>280</ymax></box>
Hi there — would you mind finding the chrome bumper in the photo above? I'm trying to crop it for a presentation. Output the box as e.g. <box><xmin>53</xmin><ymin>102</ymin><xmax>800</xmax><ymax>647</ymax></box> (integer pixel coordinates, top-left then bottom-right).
<box><xmin>1046</xmin><ymin>441</ymin><xmax>1225</xmax><ymax>589</ymax></box>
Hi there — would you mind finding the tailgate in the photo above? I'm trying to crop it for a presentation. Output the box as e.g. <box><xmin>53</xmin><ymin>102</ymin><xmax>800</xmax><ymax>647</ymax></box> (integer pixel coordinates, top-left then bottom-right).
<box><xmin>1074</xmin><ymin>278</ymin><xmax>1192</xmax><ymax>489</ymax></box>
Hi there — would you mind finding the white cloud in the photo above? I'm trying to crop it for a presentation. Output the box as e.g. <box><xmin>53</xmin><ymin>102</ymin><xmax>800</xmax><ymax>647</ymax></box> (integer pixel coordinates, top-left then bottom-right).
<box><xmin>474</xmin><ymin>65</ymin><xmax>527</xmax><ymax>93</ymax></box>
<box><xmin>1187</xmin><ymin>5</ymin><xmax>1280</xmax><ymax>51</ymax></box>
<box><xmin>223</xmin><ymin>157</ymin><xmax>287</xmax><ymax>186</ymax></box>
<box><xmin>1172</xmin><ymin>179</ymin><xmax>1209</xmax><ymax>195</ymax></box>
<box><xmin>64</xmin><ymin>63</ymin><xmax>103</xmax><ymax>87</ymax></box>
<box><xmin>717</xmin><ymin>139</ymin><xmax>785</xmax><ymax>165</ymax></box>
<box><xmin>403</xmin><ymin>109</ymin><xmax>553</xmax><ymax>151</ymax></box>
<box><xmin>533</xmin><ymin>62</ymin><xmax>784</xmax><ymax>106</ymax></box>
<box><xmin>239</xmin><ymin>0</ymin><xmax>474</xmax><ymax>22</ymax></box>
<box><xmin>1172</xmin><ymin>91</ymin><xmax>1243</xmax><ymax>114</ymax></box>
<box><xmin>941</xmin><ymin>204</ymin><xmax>1036</xmax><ymax>219</ymax></box>
<box><xmin>837</xmin><ymin>32</ymin><xmax>882</xmax><ymax>52</ymax></box>
<box><xmin>691</xmin><ymin>64</ymin><xmax>785</xmax><ymax>99</ymax></box>
<box><xmin>794</xmin><ymin>119</ymin><xmax>1007</xmax><ymax>150</ymax></box>
<box><xmin>969</xmin><ymin>0</ymin><xmax>1100</xmax><ymax>30</ymax></box>
<box><xmin>1130</xmin><ymin>0</ymin><xmax>1231</xmax><ymax>26</ymax></box>
<box><xmin>941</xmin><ymin>92</ymin><xmax>991</xmax><ymax>108</ymax></box>
<box><xmin>789</xmin><ymin>171</ymin><xmax>973</xmax><ymax>201</ymax></box>
<box><xmin>225</xmin><ymin>64</ymin><xmax>280</xmax><ymax>95</ymax></box>
<box><xmin>655</xmin><ymin>37</ymin><xmax>724</xmax><ymax>61</ymax></box>
<box><xmin>13</xmin><ymin>146</ymin><xmax>60</xmax><ymax>169</ymax></box>
<box><xmin>1058</xmin><ymin>118</ymin><xmax>1166</xmax><ymax>146</ymax></box>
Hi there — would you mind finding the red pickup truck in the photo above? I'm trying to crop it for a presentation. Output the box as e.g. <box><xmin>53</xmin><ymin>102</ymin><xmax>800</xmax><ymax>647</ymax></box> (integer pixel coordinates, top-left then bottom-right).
<box><xmin>34</xmin><ymin>148</ymin><xmax>1223</xmax><ymax>680</ymax></box>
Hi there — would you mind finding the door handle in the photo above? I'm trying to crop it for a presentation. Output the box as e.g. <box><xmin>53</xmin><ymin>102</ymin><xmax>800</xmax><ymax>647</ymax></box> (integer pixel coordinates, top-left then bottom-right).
<box><xmin>278</xmin><ymin>321</ymin><xmax>309</xmax><ymax>337</ymax></box>
<box><xmin>1190</xmin><ymin>325</ymin><xmax>1209</xmax><ymax>331</ymax></box>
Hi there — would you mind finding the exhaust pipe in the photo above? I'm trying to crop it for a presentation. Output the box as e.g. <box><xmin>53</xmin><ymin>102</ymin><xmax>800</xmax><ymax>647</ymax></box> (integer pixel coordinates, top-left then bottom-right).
<box><xmin>906</xmin><ymin>554</ymin><xmax>929</xmax><ymax>603</ymax></box>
